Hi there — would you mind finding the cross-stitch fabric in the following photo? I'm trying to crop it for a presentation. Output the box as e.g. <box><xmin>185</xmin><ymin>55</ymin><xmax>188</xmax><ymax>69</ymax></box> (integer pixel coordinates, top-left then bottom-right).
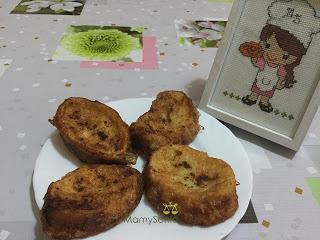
<box><xmin>210</xmin><ymin>0</ymin><xmax>320</xmax><ymax>138</ymax></box>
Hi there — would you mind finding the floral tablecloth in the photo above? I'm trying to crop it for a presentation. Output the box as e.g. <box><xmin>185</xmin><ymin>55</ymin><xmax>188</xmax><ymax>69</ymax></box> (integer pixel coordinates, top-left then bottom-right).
<box><xmin>0</xmin><ymin>0</ymin><xmax>319</xmax><ymax>239</ymax></box>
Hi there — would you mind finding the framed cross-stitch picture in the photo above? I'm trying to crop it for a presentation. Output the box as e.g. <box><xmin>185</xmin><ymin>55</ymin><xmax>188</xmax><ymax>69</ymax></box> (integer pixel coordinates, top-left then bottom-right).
<box><xmin>200</xmin><ymin>0</ymin><xmax>320</xmax><ymax>150</ymax></box>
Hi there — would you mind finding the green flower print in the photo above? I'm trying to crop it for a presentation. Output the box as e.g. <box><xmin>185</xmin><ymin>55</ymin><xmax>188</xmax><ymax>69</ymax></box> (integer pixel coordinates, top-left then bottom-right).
<box><xmin>130</xmin><ymin>26</ymin><xmax>144</xmax><ymax>33</ymax></box>
<box><xmin>61</xmin><ymin>29</ymin><xmax>140</xmax><ymax>60</ymax></box>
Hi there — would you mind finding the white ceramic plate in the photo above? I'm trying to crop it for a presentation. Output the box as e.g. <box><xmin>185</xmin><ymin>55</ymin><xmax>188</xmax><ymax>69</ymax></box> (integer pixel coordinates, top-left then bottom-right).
<box><xmin>33</xmin><ymin>98</ymin><xmax>253</xmax><ymax>240</ymax></box>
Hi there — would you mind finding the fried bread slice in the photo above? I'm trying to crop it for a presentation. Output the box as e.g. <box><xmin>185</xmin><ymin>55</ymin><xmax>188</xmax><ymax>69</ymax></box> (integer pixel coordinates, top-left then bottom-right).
<box><xmin>50</xmin><ymin>97</ymin><xmax>132</xmax><ymax>164</ymax></box>
<box><xmin>144</xmin><ymin>145</ymin><xmax>238</xmax><ymax>226</ymax></box>
<box><xmin>130</xmin><ymin>91</ymin><xmax>200</xmax><ymax>158</ymax></box>
<box><xmin>41</xmin><ymin>164</ymin><xmax>143</xmax><ymax>239</ymax></box>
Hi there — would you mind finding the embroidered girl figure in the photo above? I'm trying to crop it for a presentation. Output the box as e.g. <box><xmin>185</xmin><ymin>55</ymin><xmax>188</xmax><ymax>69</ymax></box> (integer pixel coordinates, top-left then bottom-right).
<box><xmin>240</xmin><ymin>0</ymin><xmax>320</xmax><ymax>113</ymax></box>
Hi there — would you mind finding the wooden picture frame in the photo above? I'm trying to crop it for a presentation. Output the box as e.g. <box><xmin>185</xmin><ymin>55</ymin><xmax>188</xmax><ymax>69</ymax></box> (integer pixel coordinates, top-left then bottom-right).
<box><xmin>200</xmin><ymin>0</ymin><xmax>320</xmax><ymax>150</ymax></box>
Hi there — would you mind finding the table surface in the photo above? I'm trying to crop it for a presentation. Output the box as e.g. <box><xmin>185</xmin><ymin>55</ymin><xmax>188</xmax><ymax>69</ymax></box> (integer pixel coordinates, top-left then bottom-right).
<box><xmin>0</xmin><ymin>0</ymin><xmax>319</xmax><ymax>239</ymax></box>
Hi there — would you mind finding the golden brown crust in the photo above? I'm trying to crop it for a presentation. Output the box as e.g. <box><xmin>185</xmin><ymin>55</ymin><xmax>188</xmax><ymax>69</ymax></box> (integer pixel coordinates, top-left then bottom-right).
<box><xmin>50</xmin><ymin>97</ymin><xmax>131</xmax><ymax>164</ymax></box>
<box><xmin>130</xmin><ymin>91</ymin><xmax>200</xmax><ymax>158</ymax></box>
<box><xmin>144</xmin><ymin>145</ymin><xmax>238</xmax><ymax>226</ymax></box>
<box><xmin>41</xmin><ymin>164</ymin><xmax>143</xmax><ymax>239</ymax></box>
